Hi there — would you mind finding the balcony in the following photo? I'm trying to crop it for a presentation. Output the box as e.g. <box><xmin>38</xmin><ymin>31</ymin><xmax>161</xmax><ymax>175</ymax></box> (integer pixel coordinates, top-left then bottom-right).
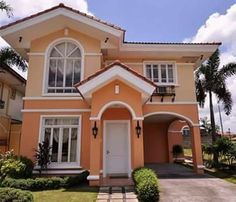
<box><xmin>151</xmin><ymin>86</ymin><xmax>176</xmax><ymax>102</ymax></box>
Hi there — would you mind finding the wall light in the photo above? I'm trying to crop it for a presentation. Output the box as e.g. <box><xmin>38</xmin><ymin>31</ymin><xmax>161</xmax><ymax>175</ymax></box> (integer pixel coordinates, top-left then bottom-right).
<box><xmin>92</xmin><ymin>121</ymin><xmax>98</xmax><ymax>138</ymax></box>
<box><xmin>136</xmin><ymin>121</ymin><xmax>142</xmax><ymax>138</ymax></box>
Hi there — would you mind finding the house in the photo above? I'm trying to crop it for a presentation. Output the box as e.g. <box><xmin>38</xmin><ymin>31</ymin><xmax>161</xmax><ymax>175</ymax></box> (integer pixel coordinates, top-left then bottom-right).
<box><xmin>0</xmin><ymin>63</ymin><xmax>26</xmax><ymax>154</ymax></box>
<box><xmin>0</xmin><ymin>4</ymin><xmax>220</xmax><ymax>186</ymax></box>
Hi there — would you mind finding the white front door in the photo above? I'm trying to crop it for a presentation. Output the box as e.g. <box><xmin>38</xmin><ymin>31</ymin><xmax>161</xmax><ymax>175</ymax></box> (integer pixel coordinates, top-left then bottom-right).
<box><xmin>104</xmin><ymin>121</ymin><xmax>130</xmax><ymax>177</ymax></box>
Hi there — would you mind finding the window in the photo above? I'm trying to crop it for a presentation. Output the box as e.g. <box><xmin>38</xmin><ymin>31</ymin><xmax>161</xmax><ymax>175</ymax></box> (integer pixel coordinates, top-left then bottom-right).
<box><xmin>47</xmin><ymin>41</ymin><xmax>82</xmax><ymax>94</ymax></box>
<box><xmin>145</xmin><ymin>63</ymin><xmax>176</xmax><ymax>84</ymax></box>
<box><xmin>182</xmin><ymin>126</ymin><xmax>190</xmax><ymax>136</ymax></box>
<box><xmin>41</xmin><ymin>117</ymin><xmax>81</xmax><ymax>166</ymax></box>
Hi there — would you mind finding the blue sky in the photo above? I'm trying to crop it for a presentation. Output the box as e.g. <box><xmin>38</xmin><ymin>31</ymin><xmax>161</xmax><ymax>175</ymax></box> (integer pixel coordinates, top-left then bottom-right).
<box><xmin>1</xmin><ymin>0</ymin><xmax>236</xmax><ymax>132</ymax></box>
<box><xmin>88</xmin><ymin>0</ymin><xmax>236</xmax><ymax>42</ymax></box>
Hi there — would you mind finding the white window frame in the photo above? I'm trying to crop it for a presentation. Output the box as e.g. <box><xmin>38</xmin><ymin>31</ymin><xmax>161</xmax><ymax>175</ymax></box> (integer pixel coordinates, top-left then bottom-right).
<box><xmin>38</xmin><ymin>115</ymin><xmax>82</xmax><ymax>168</ymax></box>
<box><xmin>143</xmin><ymin>61</ymin><xmax>178</xmax><ymax>86</ymax></box>
<box><xmin>43</xmin><ymin>38</ymin><xmax>84</xmax><ymax>96</ymax></box>
<box><xmin>182</xmin><ymin>126</ymin><xmax>191</xmax><ymax>136</ymax></box>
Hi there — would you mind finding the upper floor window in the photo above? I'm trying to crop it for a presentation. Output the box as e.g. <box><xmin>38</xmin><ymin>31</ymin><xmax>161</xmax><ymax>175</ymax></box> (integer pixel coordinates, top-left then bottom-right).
<box><xmin>47</xmin><ymin>41</ymin><xmax>82</xmax><ymax>94</ymax></box>
<box><xmin>145</xmin><ymin>63</ymin><xmax>176</xmax><ymax>84</ymax></box>
<box><xmin>182</xmin><ymin>126</ymin><xmax>190</xmax><ymax>136</ymax></box>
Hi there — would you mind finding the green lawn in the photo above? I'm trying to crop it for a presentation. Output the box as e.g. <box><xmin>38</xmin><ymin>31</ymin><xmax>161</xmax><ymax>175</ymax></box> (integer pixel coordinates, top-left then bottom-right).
<box><xmin>33</xmin><ymin>185</ymin><xmax>98</xmax><ymax>202</ymax></box>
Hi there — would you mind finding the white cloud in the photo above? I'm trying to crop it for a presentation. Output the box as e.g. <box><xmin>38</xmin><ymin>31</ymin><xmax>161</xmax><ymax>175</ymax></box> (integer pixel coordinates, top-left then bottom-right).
<box><xmin>0</xmin><ymin>0</ymin><xmax>92</xmax><ymax>79</ymax></box>
<box><xmin>185</xmin><ymin>3</ymin><xmax>236</xmax><ymax>133</ymax></box>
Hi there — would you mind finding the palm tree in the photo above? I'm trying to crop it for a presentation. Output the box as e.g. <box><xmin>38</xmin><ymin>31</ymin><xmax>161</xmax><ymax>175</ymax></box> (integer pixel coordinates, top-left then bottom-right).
<box><xmin>196</xmin><ymin>49</ymin><xmax>236</xmax><ymax>143</ymax></box>
<box><xmin>0</xmin><ymin>1</ymin><xmax>27</xmax><ymax>71</ymax></box>
<box><xmin>0</xmin><ymin>0</ymin><xmax>12</xmax><ymax>17</ymax></box>
<box><xmin>0</xmin><ymin>47</ymin><xmax>27</xmax><ymax>71</ymax></box>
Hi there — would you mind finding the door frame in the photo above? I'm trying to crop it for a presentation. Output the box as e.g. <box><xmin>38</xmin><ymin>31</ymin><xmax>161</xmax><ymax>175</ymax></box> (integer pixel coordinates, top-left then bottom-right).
<box><xmin>103</xmin><ymin>120</ymin><xmax>131</xmax><ymax>178</ymax></box>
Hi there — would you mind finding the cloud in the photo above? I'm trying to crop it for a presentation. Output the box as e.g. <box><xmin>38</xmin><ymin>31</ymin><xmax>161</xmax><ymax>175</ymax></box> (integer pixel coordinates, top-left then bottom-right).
<box><xmin>0</xmin><ymin>0</ymin><xmax>92</xmax><ymax>78</ymax></box>
<box><xmin>185</xmin><ymin>4</ymin><xmax>236</xmax><ymax>133</ymax></box>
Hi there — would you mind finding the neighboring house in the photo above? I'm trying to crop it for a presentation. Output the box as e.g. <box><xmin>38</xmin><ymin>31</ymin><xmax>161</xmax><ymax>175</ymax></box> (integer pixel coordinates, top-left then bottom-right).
<box><xmin>0</xmin><ymin>4</ymin><xmax>220</xmax><ymax>186</ymax></box>
<box><xmin>0</xmin><ymin>63</ymin><xmax>26</xmax><ymax>154</ymax></box>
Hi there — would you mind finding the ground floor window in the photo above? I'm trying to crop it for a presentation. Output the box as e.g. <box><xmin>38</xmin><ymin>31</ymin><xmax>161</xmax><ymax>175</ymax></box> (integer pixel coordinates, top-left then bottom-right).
<box><xmin>41</xmin><ymin>116</ymin><xmax>81</xmax><ymax>166</ymax></box>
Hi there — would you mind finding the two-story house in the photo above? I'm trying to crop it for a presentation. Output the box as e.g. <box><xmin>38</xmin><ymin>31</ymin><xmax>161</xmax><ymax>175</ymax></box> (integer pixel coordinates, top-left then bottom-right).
<box><xmin>0</xmin><ymin>4</ymin><xmax>220</xmax><ymax>186</ymax></box>
<box><xmin>0</xmin><ymin>63</ymin><xmax>25</xmax><ymax>154</ymax></box>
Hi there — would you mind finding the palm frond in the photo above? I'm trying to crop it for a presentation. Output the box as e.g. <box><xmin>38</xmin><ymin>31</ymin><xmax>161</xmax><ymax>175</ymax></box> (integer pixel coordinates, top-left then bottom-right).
<box><xmin>0</xmin><ymin>0</ymin><xmax>13</xmax><ymax>17</ymax></box>
<box><xmin>207</xmin><ymin>49</ymin><xmax>220</xmax><ymax>73</ymax></box>
<box><xmin>195</xmin><ymin>70</ymin><xmax>206</xmax><ymax>107</ymax></box>
<box><xmin>215</xmin><ymin>85</ymin><xmax>232</xmax><ymax>115</ymax></box>
<box><xmin>219</xmin><ymin>62</ymin><xmax>236</xmax><ymax>79</ymax></box>
<box><xmin>0</xmin><ymin>47</ymin><xmax>28</xmax><ymax>71</ymax></box>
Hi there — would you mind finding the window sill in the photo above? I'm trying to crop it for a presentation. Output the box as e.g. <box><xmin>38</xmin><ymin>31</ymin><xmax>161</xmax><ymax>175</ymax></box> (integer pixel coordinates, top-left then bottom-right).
<box><xmin>154</xmin><ymin>83</ymin><xmax>180</xmax><ymax>86</ymax></box>
<box><xmin>42</xmin><ymin>93</ymin><xmax>82</xmax><ymax>97</ymax></box>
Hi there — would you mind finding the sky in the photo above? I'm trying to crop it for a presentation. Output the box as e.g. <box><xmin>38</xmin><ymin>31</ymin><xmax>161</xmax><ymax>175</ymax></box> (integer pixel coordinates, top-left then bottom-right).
<box><xmin>0</xmin><ymin>0</ymin><xmax>236</xmax><ymax>133</ymax></box>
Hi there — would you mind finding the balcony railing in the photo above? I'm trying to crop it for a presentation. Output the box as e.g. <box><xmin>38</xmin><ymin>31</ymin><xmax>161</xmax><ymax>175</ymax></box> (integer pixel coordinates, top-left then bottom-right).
<box><xmin>151</xmin><ymin>86</ymin><xmax>176</xmax><ymax>102</ymax></box>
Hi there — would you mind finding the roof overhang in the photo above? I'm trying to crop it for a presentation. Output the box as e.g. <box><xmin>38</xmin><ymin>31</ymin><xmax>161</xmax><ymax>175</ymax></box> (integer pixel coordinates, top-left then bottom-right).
<box><xmin>75</xmin><ymin>62</ymin><xmax>157</xmax><ymax>104</ymax></box>
<box><xmin>0</xmin><ymin>4</ymin><xmax>124</xmax><ymax>60</ymax></box>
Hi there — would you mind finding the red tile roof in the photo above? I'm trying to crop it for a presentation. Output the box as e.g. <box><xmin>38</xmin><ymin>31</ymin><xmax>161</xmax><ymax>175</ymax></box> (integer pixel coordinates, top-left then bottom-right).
<box><xmin>0</xmin><ymin>3</ymin><xmax>125</xmax><ymax>31</ymax></box>
<box><xmin>74</xmin><ymin>60</ymin><xmax>157</xmax><ymax>88</ymax></box>
<box><xmin>123</xmin><ymin>41</ymin><xmax>222</xmax><ymax>45</ymax></box>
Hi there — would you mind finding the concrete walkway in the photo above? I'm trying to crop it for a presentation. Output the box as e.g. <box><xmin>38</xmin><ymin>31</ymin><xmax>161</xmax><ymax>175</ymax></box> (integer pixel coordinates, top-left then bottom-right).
<box><xmin>97</xmin><ymin>186</ymin><xmax>138</xmax><ymax>202</ymax></box>
<box><xmin>147</xmin><ymin>163</ymin><xmax>236</xmax><ymax>202</ymax></box>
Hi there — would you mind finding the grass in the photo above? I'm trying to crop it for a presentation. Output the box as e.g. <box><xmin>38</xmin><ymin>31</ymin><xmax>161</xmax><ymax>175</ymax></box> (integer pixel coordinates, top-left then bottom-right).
<box><xmin>33</xmin><ymin>185</ymin><xmax>98</xmax><ymax>202</ymax></box>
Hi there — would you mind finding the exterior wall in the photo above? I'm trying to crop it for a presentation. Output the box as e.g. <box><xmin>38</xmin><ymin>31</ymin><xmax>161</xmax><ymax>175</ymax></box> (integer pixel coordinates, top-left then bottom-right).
<box><xmin>26</xmin><ymin>28</ymin><xmax>101</xmax><ymax>97</ymax></box>
<box><xmin>9</xmin><ymin>124</ymin><xmax>22</xmax><ymax>155</ymax></box>
<box><xmin>20</xmin><ymin>111</ymin><xmax>91</xmax><ymax>169</ymax></box>
<box><xmin>143</xmin><ymin>122</ymin><xmax>169</xmax><ymax>163</ymax></box>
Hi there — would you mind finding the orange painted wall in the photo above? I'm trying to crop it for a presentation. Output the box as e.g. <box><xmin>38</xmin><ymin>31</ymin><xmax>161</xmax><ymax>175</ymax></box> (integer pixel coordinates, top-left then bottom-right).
<box><xmin>143</xmin><ymin>122</ymin><xmax>169</xmax><ymax>163</ymax></box>
<box><xmin>9</xmin><ymin>124</ymin><xmax>22</xmax><ymax>155</ymax></box>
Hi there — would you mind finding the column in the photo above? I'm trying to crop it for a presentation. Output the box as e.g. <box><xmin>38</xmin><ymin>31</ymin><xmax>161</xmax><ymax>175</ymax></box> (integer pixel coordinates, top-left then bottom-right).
<box><xmin>88</xmin><ymin>120</ymin><xmax>101</xmax><ymax>186</ymax></box>
<box><xmin>190</xmin><ymin>126</ymin><xmax>204</xmax><ymax>174</ymax></box>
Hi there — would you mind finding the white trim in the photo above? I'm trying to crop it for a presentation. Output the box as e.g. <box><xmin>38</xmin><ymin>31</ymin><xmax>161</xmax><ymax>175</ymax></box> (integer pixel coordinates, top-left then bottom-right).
<box><xmin>146</xmin><ymin>101</ymin><xmax>198</xmax><ymax>105</ymax></box>
<box><xmin>23</xmin><ymin>96</ymin><xmax>83</xmax><ymax>100</ymax></box>
<box><xmin>144</xmin><ymin>111</ymin><xmax>197</xmax><ymax>126</ymax></box>
<box><xmin>143</xmin><ymin>61</ymin><xmax>178</xmax><ymax>85</ymax></box>
<box><xmin>33</xmin><ymin>169</ymin><xmax>84</xmax><ymax>175</ymax></box>
<box><xmin>197</xmin><ymin>165</ymin><xmax>205</xmax><ymax>169</ymax></box>
<box><xmin>103</xmin><ymin>120</ymin><xmax>131</xmax><ymax>178</ymax></box>
<box><xmin>84</xmin><ymin>53</ymin><xmax>102</xmax><ymax>56</ymax></box>
<box><xmin>168</xmin><ymin>130</ymin><xmax>182</xmax><ymax>133</ymax></box>
<box><xmin>104</xmin><ymin>61</ymin><xmax>143</xmax><ymax>66</ymax></box>
<box><xmin>0</xmin><ymin>8</ymin><xmax>123</xmax><ymax>37</ymax></box>
<box><xmin>76</xmin><ymin>64</ymin><xmax>156</xmax><ymax>99</ymax></box>
<box><xmin>90</xmin><ymin>101</ymin><xmax>143</xmax><ymax>120</ymax></box>
<box><xmin>22</xmin><ymin>109</ymin><xmax>91</xmax><ymax>113</ymax></box>
<box><xmin>38</xmin><ymin>115</ymin><xmax>82</xmax><ymax>167</ymax></box>
<box><xmin>87</xmin><ymin>175</ymin><xmax>100</xmax><ymax>180</ymax></box>
<box><xmin>42</xmin><ymin>37</ymin><xmax>84</xmax><ymax>96</ymax></box>
<box><xmin>27</xmin><ymin>52</ymin><xmax>45</xmax><ymax>56</ymax></box>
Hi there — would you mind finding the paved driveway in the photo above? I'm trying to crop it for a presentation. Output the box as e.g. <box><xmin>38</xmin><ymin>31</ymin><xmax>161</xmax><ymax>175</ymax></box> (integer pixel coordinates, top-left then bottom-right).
<box><xmin>146</xmin><ymin>163</ymin><xmax>236</xmax><ymax>202</ymax></box>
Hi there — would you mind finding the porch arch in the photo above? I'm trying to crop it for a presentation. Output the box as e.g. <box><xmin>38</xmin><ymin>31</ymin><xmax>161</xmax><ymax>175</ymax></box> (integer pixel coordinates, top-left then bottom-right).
<box><xmin>91</xmin><ymin>101</ymin><xmax>142</xmax><ymax>120</ymax></box>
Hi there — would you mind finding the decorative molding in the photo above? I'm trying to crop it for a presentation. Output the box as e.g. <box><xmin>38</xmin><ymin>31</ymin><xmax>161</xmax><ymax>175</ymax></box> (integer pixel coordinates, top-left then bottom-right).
<box><xmin>146</xmin><ymin>101</ymin><xmax>198</xmax><ymax>105</ymax></box>
<box><xmin>84</xmin><ymin>53</ymin><xmax>102</xmax><ymax>56</ymax></box>
<box><xmin>197</xmin><ymin>165</ymin><xmax>205</xmax><ymax>169</ymax></box>
<box><xmin>22</xmin><ymin>109</ymin><xmax>91</xmax><ymax>113</ymax></box>
<box><xmin>87</xmin><ymin>175</ymin><xmax>100</xmax><ymax>180</ymax></box>
<box><xmin>27</xmin><ymin>52</ymin><xmax>45</xmax><ymax>56</ymax></box>
<box><xmin>23</xmin><ymin>96</ymin><xmax>83</xmax><ymax>100</ymax></box>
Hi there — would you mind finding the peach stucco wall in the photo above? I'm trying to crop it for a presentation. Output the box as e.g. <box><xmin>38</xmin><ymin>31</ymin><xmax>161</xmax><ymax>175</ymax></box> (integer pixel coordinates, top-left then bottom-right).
<box><xmin>143</xmin><ymin>122</ymin><xmax>169</xmax><ymax>163</ymax></box>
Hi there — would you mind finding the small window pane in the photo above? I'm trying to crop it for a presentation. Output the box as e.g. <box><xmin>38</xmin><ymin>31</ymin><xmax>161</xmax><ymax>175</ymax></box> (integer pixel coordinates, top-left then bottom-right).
<box><xmin>56</xmin><ymin>42</ymin><xmax>66</xmax><ymax>56</ymax></box>
<box><xmin>66</xmin><ymin>42</ymin><xmax>77</xmax><ymax>56</ymax></box>
<box><xmin>50</xmin><ymin>48</ymin><xmax>61</xmax><ymax>57</ymax></box>
<box><xmin>51</xmin><ymin>128</ymin><xmax>59</xmax><ymax>162</ymax></box>
<box><xmin>66</xmin><ymin>60</ymin><xmax>73</xmax><ymax>87</ymax></box>
<box><xmin>70</xmin><ymin>128</ymin><xmax>77</xmax><ymax>162</ymax></box>
<box><xmin>56</xmin><ymin>60</ymin><xmax>64</xmax><ymax>87</ymax></box>
<box><xmin>168</xmin><ymin>65</ymin><xmax>174</xmax><ymax>83</ymax></box>
<box><xmin>74</xmin><ymin>60</ymin><xmax>81</xmax><ymax>84</ymax></box>
<box><xmin>161</xmin><ymin>65</ymin><xmax>167</xmax><ymax>83</ymax></box>
<box><xmin>48</xmin><ymin>60</ymin><xmax>56</xmax><ymax>87</ymax></box>
<box><xmin>146</xmin><ymin>65</ymin><xmax>152</xmax><ymax>79</ymax></box>
<box><xmin>69</xmin><ymin>48</ymin><xmax>81</xmax><ymax>57</ymax></box>
<box><xmin>153</xmin><ymin>65</ymin><xmax>159</xmax><ymax>82</ymax></box>
<box><xmin>44</xmin><ymin>128</ymin><xmax>51</xmax><ymax>143</ymax></box>
<box><xmin>61</xmin><ymin>128</ymin><xmax>69</xmax><ymax>162</ymax></box>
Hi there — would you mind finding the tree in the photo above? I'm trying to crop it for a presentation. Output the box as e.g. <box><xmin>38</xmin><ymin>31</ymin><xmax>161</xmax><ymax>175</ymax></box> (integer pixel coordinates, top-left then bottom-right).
<box><xmin>196</xmin><ymin>49</ymin><xmax>236</xmax><ymax>143</ymax></box>
<box><xmin>200</xmin><ymin>117</ymin><xmax>220</xmax><ymax>136</ymax></box>
<box><xmin>0</xmin><ymin>0</ymin><xmax>12</xmax><ymax>17</ymax></box>
<box><xmin>0</xmin><ymin>1</ymin><xmax>27</xmax><ymax>71</ymax></box>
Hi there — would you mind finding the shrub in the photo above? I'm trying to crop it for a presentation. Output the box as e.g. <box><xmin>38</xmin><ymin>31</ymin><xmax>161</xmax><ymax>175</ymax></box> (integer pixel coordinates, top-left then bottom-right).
<box><xmin>132</xmin><ymin>167</ymin><xmax>159</xmax><ymax>202</ymax></box>
<box><xmin>0</xmin><ymin>150</ymin><xmax>25</xmax><ymax>182</ymax></box>
<box><xmin>9</xmin><ymin>156</ymin><xmax>34</xmax><ymax>179</ymax></box>
<box><xmin>0</xmin><ymin>187</ymin><xmax>33</xmax><ymax>202</ymax></box>
<box><xmin>2</xmin><ymin>170</ymin><xmax>89</xmax><ymax>191</ymax></box>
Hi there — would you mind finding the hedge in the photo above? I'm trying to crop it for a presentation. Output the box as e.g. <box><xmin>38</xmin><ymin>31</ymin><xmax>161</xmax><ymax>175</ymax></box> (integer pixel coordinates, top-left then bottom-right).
<box><xmin>1</xmin><ymin>170</ymin><xmax>89</xmax><ymax>191</ymax></box>
<box><xmin>0</xmin><ymin>187</ymin><xmax>33</xmax><ymax>202</ymax></box>
<box><xmin>132</xmin><ymin>167</ymin><xmax>160</xmax><ymax>202</ymax></box>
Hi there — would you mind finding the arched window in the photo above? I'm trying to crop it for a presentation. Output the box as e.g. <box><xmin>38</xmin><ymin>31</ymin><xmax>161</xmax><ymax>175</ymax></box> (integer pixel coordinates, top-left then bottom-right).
<box><xmin>47</xmin><ymin>41</ymin><xmax>82</xmax><ymax>93</ymax></box>
<box><xmin>182</xmin><ymin>126</ymin><xmax>191</xmax><ymax>136</ymax></box>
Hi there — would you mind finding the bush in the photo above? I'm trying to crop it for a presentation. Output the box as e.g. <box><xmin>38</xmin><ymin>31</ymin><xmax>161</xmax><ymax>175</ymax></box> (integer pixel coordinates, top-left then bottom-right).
<box><xmin>1</xmin><ymin>170</ymin><xmax>89</xmax><ymax>191</ymax></box>
<box><xmin>132</xmin><ymin>167</ymin><xmax>159</xmax><ymax>202</ymax></box>
<box><xmin>9</xmin><ymin>156</ymin><xmax>34</xmax><ymax>179</ymax></box>
<box><xmin>0</xmin><ymin>187</ymin><xmax>33</xmax><ymax>202</ymax></box>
